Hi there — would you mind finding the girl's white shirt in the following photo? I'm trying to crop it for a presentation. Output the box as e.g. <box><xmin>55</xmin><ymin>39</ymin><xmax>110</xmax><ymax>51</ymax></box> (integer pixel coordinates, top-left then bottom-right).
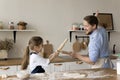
<box><xmin>29</xmin><ymin>52</ymin><xmax>50</xmax><ymax>72</ymax></box>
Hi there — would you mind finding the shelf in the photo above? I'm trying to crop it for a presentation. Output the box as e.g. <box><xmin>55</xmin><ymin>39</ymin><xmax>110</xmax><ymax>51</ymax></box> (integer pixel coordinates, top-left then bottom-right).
<box><xmin>68</xmin><ymin>30</ymin><xmax>86</xmax><ymax>42</ymax></box>
<box><xmin>0</xmin><ymin>29</ymin><xmax>35</xmax><ymax>43</ymax></box>
<box><xmin>0</xmin><ymin>29</ymin><xmax>35</xmax><ymax>32</ymax></box>
<box><xmin>68</xmin><ymin>29</ymin><xmax>115</xmax><ymax>42</ymax></box>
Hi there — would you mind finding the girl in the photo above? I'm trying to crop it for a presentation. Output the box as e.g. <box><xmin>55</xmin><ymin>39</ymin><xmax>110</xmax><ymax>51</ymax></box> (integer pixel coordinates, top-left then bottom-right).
<box><xmin>21</xmin><ymin>36</ymin><xmax>59</xmax><ymax>74</ymax></box>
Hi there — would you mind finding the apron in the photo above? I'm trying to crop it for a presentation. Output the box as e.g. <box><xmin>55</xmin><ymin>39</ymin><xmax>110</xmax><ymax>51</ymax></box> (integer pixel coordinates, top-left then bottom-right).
<box><xmin>31</xmin><ymin>66</ymin><xmax>45</xmax><ymax>74</ymax></box>
<box><xmin>91</xmin><ymin>57</ymin><xmax>114</xmax><ymax>69</ymax></box>
<box><xmin>30</xmin><ymin>52</ymin><xmax>45</xmax><ymax>74</ymax></box>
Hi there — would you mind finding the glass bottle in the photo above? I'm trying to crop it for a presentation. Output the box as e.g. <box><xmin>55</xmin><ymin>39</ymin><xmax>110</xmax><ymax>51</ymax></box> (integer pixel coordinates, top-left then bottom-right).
<box><xmin>9</xmin><ymin>22</ymin><xmax>14</xmax><ymax>29</ymax></box>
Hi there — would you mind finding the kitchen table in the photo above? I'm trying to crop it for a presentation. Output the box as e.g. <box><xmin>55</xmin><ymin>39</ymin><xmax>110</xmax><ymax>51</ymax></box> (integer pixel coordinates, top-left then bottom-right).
<box><xmin>0</xmin><ymin>68</ymin><xmax>120</xmax><ymax>80</ymax></box>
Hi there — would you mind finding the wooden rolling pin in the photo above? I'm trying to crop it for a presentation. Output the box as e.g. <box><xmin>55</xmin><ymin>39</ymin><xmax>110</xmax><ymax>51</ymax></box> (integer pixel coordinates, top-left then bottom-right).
<box><xmin>0</xmin><ymin>67</ymin><xmax>9</xmax><ymax>70</ymax></box>
<box><xmin>56</xmin><ymin>38</ymin><xmax>68</xmax><ymax>53</ymax></box>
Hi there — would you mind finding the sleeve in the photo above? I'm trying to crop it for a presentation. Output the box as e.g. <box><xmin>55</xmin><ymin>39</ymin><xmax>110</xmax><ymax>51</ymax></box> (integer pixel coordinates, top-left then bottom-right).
<box><xmin>32</xmin><ymin>54</ymin><xmax>50</xmax><ymax>67</ymax></box>
<box><xmin>89</xmin><ymin>33</ymin><xmax>103</xmax><ymax>62</ymax></box>
<box><xmin>36</xmin><ymin>56</ymin><xmax>50</xmax><ymax>67</ymax></box>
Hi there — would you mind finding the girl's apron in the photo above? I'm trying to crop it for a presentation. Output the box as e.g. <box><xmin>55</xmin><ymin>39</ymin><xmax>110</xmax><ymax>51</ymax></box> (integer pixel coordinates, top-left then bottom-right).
<box><xmin>91</xmin><ymin>57</ymin><xmax>114</xmax><ymax>69</ymax></box>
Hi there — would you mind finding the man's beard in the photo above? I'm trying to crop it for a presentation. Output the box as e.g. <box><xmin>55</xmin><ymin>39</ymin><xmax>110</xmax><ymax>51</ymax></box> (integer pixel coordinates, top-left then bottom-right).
<box><xmin>85</xmin><ymin>30</ymin><xmax>93</xmax><ymax>35</ymax></box>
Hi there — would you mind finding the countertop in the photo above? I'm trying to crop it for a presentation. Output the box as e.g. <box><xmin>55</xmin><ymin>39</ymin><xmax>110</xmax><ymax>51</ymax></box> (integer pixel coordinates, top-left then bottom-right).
<box><xmin>0</xmin><ymin>56</ymin><xmax>79</xmax><ymax>66</ymax></box>
<box><xmin>0</xmin><ymin>55</ymin><xmax>117</xmax><ymax>66</ymax></box>
<box><xmin>0</xmin><ymin>68</ymin><xmax>120</xmax><ymax>80</ymax></box>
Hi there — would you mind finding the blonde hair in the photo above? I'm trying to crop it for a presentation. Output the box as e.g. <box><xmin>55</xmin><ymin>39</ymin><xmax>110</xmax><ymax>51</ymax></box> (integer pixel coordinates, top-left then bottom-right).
<box><xmin>21</xmin><ymin>36</ymin><xmax>43</xmax><ymax>70</ymax></box>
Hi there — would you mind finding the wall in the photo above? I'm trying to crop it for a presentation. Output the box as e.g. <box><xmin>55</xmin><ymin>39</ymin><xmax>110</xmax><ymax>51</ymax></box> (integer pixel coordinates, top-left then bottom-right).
<box><xmin>0</xmin><ymin>0</ymin><xmax>120</xmax><ymax>58</ymax></box>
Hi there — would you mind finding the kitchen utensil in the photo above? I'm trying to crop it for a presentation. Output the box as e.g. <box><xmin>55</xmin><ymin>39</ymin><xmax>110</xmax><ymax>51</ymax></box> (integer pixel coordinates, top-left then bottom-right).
<box><xmin>43</xmin><ymin>40</ymin><xmax>53</xmax><ymax>58</ymax></box>
<box><xmin>76</xmin><ymin>61</ymin><xmax>83</xmax><ymax>64</ymax></box>
<box><xmin>72</xmin><ymin>38</ymin><xmax>81</xmax><ymax>52</ymax></box>
<box><xmin>61</xmin><ymin>50</ymin><xmax>70</xmax><ymax>55</ymax></box>
<box><xmin>56</xmin><ymin>38</ymin><xmax>68</xmax><ymax>52</ymax></box>
<box><xmin>80</xmin><ymin>38</ymin><xmax>87</xmax><ymax>50</ymax></box>
<box><xmin>86</xmin><ymin>38</ymin><xmax>89</xmax><ymax>46</ymax></box>
<box><xmin>0</xmin><ymin>67</ymin><xmax>9</xmax><ymax>70</ymax></box>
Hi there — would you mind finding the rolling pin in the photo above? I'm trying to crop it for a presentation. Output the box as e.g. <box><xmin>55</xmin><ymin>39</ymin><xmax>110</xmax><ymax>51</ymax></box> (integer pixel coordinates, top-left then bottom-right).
<box><xmin>56</xmin><ymin>38</ymin><xmax>68</xmax><ymax>53</ymax></box>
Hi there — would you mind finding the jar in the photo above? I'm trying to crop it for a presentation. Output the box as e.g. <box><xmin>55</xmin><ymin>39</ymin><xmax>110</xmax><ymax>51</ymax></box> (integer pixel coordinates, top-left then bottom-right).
<box><xmin>117</xmin><ymin>55</ymin><xmax>120</xmax><ymax>75</ymax></box>
<box><xmin>18</xmin><ymin>25</ymin><xmax>26</xmax><ymax>30</ymax></box>
<box><xmin>17</xmin><ymin>21</ymin><xmax>27</xmax><ymax>30</ymax></box>
<box><xmin>0</xmin><ymin>21</ymin><xmax>3</xmax><ymax>29</ymax></box>
<box><xmin>8</xmin><ymin>22</ymin><xmax>14</xmax><ymax>29</ymax></box>
<box><xmin>79</xmin><ymin>23</ymin><xmax>84</xmax><ymax>30</ymax></box>
<box><xmin>72</xmin><ymin>23</ymin><xmax>80</xmax><ymax>30</ymax></box>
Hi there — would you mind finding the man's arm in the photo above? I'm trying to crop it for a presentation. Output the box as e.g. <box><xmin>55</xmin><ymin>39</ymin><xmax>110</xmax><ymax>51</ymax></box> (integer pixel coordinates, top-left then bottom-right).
<box><xmin>71</xmin><ymin>53</ymin><xmax>95</xmax><ymax>65</ymax></box>
<box><xmin>61</xmin><ymin>50</ymin><xmax>95</xmax><ymax>65</ymax></box>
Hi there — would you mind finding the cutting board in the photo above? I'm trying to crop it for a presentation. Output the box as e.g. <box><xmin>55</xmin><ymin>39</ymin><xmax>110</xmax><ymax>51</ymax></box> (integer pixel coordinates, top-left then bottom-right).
<box><xmin>43</xmin><ymin>40</ymin><xmax>53</xmax><ymax>58</ymax></box>
<box><xmin>72</xmin><ymin>39</ymin><xmax>81</xmax><ymax>52</ymax></box>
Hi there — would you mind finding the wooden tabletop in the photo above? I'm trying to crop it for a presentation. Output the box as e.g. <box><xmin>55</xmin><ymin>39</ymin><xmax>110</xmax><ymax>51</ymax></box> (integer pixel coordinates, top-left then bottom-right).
<box><xmin>0</xmin><ymin>68</ymin><xmax>119</xmax><ymax>80</ymax></box>
<box><xmin>0</xmin><ymin>58</ymin><xmax>22</xmax><ymax>66</ymax></box>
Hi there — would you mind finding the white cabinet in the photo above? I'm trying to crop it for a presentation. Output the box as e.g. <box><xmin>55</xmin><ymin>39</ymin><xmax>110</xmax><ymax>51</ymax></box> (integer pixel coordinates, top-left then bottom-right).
<box><xmin>45</xmin><ymin>63</ymin><xmax>66</xmax><ymax>73</ymax></box>
<box><xmin>45</xmin><ymin>61</ymin><xmax>90</xmax><ymax>73</ymax></box>
<box><xmin>0</xmin><ymin>66</ymin><xmax>18</xmax><ymax>76</ymax></box>
<box><xmin>66</xmin><ymin>62</ymin><xmax>90</xmax><ymax>71</ymax></box>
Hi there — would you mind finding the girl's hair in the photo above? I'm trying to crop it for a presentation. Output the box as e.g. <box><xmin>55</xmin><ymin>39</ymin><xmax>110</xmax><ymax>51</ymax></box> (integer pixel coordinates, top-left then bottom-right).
<box><xmin>21</xmin><ymin>36</ymin><xmax>43</xmax><ymax>70</ymax></box>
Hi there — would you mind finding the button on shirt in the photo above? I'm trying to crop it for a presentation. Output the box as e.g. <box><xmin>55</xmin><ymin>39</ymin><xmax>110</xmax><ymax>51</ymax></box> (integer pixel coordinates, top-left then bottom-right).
<box><xmin>30</xmin><ymin>53</ymin><xmax>50</xmax><ymax>72</ymax></box>
<box><xmin>88</xmin><ymin>26</ymin><xmax>109</xmax><ymax>62</ymax></box>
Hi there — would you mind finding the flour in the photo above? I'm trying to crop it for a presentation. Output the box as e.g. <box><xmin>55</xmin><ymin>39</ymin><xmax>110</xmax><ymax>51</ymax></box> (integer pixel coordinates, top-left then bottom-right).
<box><xmin>63</xmin><ymin>72</ymin><xmax>87</xmax><ymax>78</ymax></box>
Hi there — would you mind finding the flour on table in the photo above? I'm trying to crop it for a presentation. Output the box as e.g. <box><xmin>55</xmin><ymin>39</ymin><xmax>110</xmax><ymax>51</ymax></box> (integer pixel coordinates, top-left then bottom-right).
<box><xmin>63</xmin><ymin>72</ymin><xmax>87</xmax><ymax>78</ymax></box>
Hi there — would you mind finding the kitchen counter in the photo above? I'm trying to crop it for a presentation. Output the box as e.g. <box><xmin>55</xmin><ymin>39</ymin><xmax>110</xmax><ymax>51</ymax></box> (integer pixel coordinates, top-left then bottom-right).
<box><xmin>0</xmin><ymin>55</ymin><xmax>117</xmax><ymax>66</ymax></box>
<box><xmin>0</xmin><ymin>56</ymin><xmax>79</xmax><ymax>66</ymax></box>
<box><xmin>0</xmin><ymin>58</ymin><xmax>22</xmax><ymax>66</ymax></box>
<box><xmin>0</xmin><ymin>68</ymin><xmax>120</xmax><ymax>80</ymax></box>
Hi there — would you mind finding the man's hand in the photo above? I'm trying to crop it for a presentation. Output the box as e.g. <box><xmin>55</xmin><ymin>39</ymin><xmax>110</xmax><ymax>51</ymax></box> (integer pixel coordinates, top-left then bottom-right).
<box><xmin>70</xmin><ymin>52</ymin><xmax>80</xmax><ymax>59</ymax></box>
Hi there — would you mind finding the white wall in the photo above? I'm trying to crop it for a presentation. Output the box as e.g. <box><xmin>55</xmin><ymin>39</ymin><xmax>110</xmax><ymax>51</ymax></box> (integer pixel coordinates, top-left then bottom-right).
<box><xmin>0</xmin><ymin>0</ymin><xmax>120</xmax><ymax>58</ymax></box>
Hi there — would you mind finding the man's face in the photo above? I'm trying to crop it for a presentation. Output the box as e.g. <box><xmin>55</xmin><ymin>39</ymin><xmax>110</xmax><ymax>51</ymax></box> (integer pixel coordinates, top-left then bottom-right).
<box><xmin>83</xmin><ymin>20</ymin><xmax>96</xmax><ymax>35</ymax></box>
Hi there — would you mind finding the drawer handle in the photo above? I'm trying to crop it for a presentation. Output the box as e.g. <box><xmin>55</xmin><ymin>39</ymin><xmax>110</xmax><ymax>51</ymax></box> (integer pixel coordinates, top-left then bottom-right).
<box><xmin>0</xmin><ymin>67</ymin><xmax>10</xmax><ymax>70</ymax></box>
<box><xmin>54</xmin><ymin>63</ymin><xmax>63</xmax><ymax>66</ymax></box>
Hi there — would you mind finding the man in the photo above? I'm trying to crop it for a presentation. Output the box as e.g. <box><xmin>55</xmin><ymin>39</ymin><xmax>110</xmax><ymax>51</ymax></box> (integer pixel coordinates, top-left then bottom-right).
<box><xmin>62</xmin><ymin>15</ymin><xmax>114</xmax><ymax>68</ymax></box>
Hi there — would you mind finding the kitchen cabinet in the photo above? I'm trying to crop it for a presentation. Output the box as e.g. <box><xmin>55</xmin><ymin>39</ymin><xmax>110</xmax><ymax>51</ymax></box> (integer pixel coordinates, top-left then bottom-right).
<box><xmin>0</xmin><ymin>29</ymin><xmax>35</xmax><ymax>43</ymax></box>
<box><xmin>45</xmin><ymin>63</ymin><xmax>66</xmax><ymax>73</ymax></box>
<box><xmin>66</xmin><ymin>62</ymin><xmax>90</xmax><ymax>71</ymax></box>
<box><xmin>45</xmin><ymin>61</ymin><xmax>90</xmax><ymax>73</ymax></box>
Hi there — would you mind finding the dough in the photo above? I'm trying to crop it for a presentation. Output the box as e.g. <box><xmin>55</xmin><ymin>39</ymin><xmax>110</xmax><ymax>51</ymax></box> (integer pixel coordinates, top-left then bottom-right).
<box><xmin>1</xmin><ymin>74</ymin><xmax>8</xmax><ymax>78</ymax></box>
<box><xmin>16</xmin><ymin>70</ymin><xmax>30</xmax><ymax>79</ymax></box>
<box><xmin>63</xmin><ymin>72</ymin><xmax>87</xmax><ymax>78</ymax></box>
<box><xmin>30</xmin><ymin>73</ymin><xmax>48</xmax><ymax>80</ymax></box>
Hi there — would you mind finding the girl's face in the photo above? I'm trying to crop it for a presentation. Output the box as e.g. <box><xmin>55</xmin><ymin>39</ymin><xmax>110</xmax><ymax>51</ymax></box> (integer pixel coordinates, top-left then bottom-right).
<box><xmin>33</xmin><ymin>44</ymin><xmax>43</xmax><ymax>53</ymax></box>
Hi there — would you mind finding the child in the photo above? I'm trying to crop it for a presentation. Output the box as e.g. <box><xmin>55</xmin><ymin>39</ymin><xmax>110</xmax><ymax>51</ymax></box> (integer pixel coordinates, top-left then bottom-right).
<box><xmin>21</xmin><ymin>36</ymin><xmax>59</xmax><ymax>74</ymax></box>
